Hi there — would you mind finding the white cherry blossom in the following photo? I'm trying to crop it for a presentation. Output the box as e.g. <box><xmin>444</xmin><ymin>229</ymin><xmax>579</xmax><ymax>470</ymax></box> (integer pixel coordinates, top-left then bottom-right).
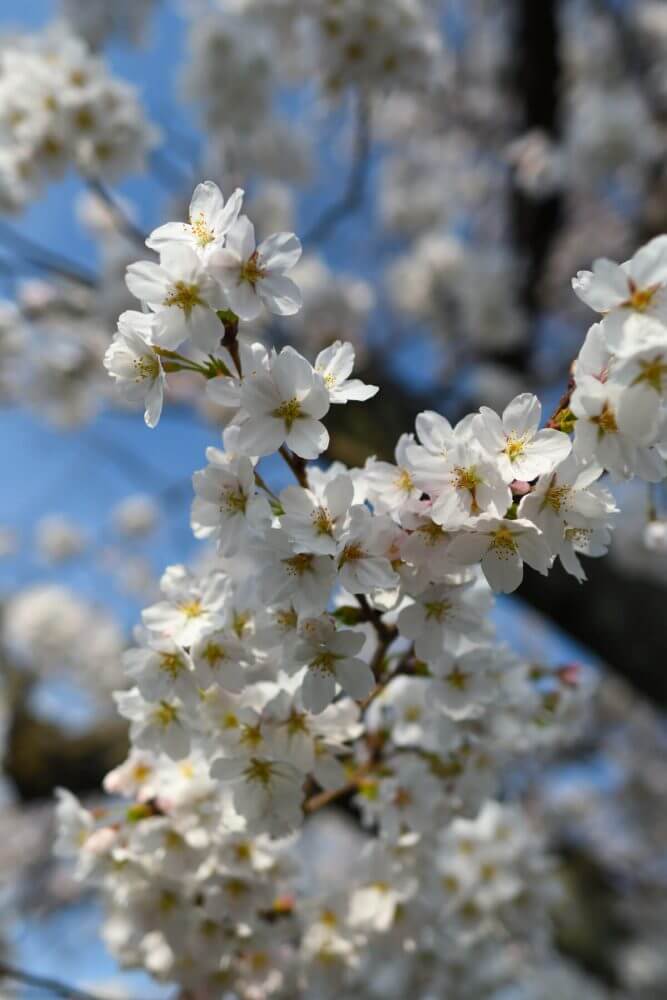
<box><xmin>146</xmin><ymin>180</ymin><xmax>244</xmax><ymax>260</ymax></box>
<box><xmin>210</xmin><ymin>215</ymin><xmax>302</xmax><ymax>321</ymax></box>
<box><xmin>473</xmin><ymin>393</ymin><xmax>572</xmax><ymax>484</ymax></box>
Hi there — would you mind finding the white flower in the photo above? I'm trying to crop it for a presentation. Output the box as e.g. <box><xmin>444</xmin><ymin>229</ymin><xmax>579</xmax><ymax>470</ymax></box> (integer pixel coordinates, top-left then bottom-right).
<box><xmin>431</xmin><ymin>646</ymin><xmax>497</xmax><ymax>720</ymax></box>
<box><xmin>115</xmin><ymin>687</ymin><xmax>191</xmax><ymax>760</ymax></box>
<box><xmin>280</xmin><ymin>473</ymin><xmax>354</xmax><ymax>556</ymax></box>
<box><xmin>448</xmin><ymin>515</ymin><xmax>552</xmax><ymax>593</ymax></box>
<box><xmin>557</xmin><ymin>521</ymin><xmax>615</xmax><ymax>583</ymax></box>
<box><xmin>416</xmin><ymin>440</ymin><xmax>512</xmax><ymax>528</ymax></box>
<box><xmin>103</xmin><ymin>311</ymin><xmax>165</xmax><ymax>428</ymax></box>
<box><xmin>397</xmin><ymin>581</ymin><xmax>490</xmax><ymax>662</ymax></box>
<box><xmin>209</xmin><ymin>215</ymin><xmax>302</xmax><ymax>321</ymax></box>
<box><xmin>124</xmin><ymin>634</ymin><xmax>196</xmax><ymax>705</ymax></box>
<box><xmin>363</xmin><ymin>434</ymin><xmax>421</xmax><ymax>515</ymax></box>
<box><xmin>210</xmin><ymin>756</ymin><xmax>304</xmax><ymax>836</ymax></box>
<box><xmin>473</xmin><ymin>393</ymin><xmax>572</xmax><ymax>484</ymax></box>
<box><xmin>141</xmin><ymin>565</ymin><xmax>228</xmax><ymax>646</ymax></box>
<box><xmin>293</xmin><ymin>615</ymin><xmax>374</xmax><ymax>714</ymax></box>
<box><xmin>238</xmin><ymin>346</ymin><xmax>330</xmax><ymax>459</ymax></box>
<box><xmin>571</xmin><ymin>379</ymin><xmax>665</xmax><ymax>481</ymax></box>
<box><xmin>518</xmin><ymin>453</ymin><xmax>616</xmax><ymax>555</ymax></box>
<box><xmin>259</xmin><ymin>528</ymin><xmax>336</xmax><ymax>616</ymax></box>
<box><xmin>146</xmin><ymin>180</ymin><xmax>244</xmax><ymax>260</ymax></box>
<box><xmin>126</xmin><ymin>244</ymin><xmax>225</xmax><ymax>351</ymax></box>
<box><xmin>191</xmin><ymin>452</ymin><xmax>271</xmax><ymax>556</ymax></box>
<box><xmin>336</xmin><ymin>506</ymin><xmax>400</xmax><ymax>594</ymax></box>
<box><xmin>314</xmin><ymin>341</ymin><xmax>378</xmax><ymax>403</ymax></box>
<box><xmin>613</xmin><ymin>341</ymin><xmax>667</xmax><ymax>444</ymax></box>
<box><xmin>191</xmin><ymin>629</ymin><xmax>252</xmax><ymax>692</ymax></box>
<box><xmin>572</xmin><ymin>235</ymin><xmax>667</xmax><ymax>341</ymax></box>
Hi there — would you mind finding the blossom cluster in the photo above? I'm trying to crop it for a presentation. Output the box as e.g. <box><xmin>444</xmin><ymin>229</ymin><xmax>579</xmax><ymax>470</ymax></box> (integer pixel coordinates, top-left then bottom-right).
<box><xmin>0</xmin><ymin>27</ymin><xmax>156</xmax><ymax>212</ymax></box>
<box><xmin>51</xmin><ymin>182</ymin><xmax>667</xmax><ymax>996</ymax></box>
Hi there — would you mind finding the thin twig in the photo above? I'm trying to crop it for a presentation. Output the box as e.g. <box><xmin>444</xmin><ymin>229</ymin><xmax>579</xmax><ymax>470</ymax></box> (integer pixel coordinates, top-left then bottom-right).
<box><xmin>0</xmin><ymin>962</ymin><xmax>116</xmax><ymax>1000</ymax></box>
<box><xmin>86</xmin><ymin>177</ymin><xmax>148</xmax><ymax>247</ymax></box>
<box><xmin>303</xmin><ymin>91</ymin><xmax>371</xmax><ymax>246</ymax></box>
<box><xmin>0</xmin><ymin>221</ymin><xmax>97</xmax><ymax>287</ymax></box>
<box><xmin>278</xmin><ymin>445</ymin><xmax>309</xmax><ymax>488</ymax></box>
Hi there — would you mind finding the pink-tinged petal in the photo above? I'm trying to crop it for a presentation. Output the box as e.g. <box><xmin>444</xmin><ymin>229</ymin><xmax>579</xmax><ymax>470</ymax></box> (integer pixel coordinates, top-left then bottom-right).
<box><xmin>258</xmin><ymin>274</ymin><xmax>302</xmax><ymax>316</ymax></box>
<box><xmin>502</xmin><ymin>393</ymin><xmax>541</xmax><ymax>436</ymax></box>
<box><xmin>258</xmin><ymin>231</ymin><xmax>302</xmax><ymax>273</ymax></box>
<box><xmin>286</xmin><ymin>418</ymin><xmax>329</xmax><ymax>459</ymax></box>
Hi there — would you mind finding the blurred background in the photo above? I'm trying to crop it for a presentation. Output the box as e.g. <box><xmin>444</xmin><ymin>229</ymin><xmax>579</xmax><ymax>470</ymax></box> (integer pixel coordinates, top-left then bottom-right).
<box><xmin>1</xmin><ymin>0</ymin><xmax>667</xmax><ymax>996</ymax></box>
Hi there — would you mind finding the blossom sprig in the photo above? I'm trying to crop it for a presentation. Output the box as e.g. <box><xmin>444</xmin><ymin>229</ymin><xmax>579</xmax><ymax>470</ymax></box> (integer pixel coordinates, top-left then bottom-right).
<box><xmin>70</xmin><ymin>190</ymin><xmax>667</xmax><ymax>997</ymax></box>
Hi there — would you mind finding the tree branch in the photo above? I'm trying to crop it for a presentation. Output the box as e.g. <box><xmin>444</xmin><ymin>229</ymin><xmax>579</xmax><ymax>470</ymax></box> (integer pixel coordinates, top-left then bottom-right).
<box><xmin>303</xmin><ymin>91</ymin><xmax>371</xmax><ymax>246</ymax></box>
<box><xmin>0</xmin><ymin>962</ymin><xmax>120</xmax><ymax>1000</ymax></box>
<box><xmin>0</xmin><ymin>222</ymin><xmax>97</xmax><ymax>287</ymax></box>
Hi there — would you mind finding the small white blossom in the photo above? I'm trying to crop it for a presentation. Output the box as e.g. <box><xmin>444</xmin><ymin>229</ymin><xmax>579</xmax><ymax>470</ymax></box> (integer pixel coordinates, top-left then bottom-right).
<box><xmin>210</xmin><ymin>215</ymin><xmax>302</xmax><ymax>321</ymax></box>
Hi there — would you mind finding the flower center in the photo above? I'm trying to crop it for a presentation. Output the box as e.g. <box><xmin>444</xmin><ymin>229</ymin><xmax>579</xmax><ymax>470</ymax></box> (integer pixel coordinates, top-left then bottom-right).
<box><xmin>310</xmin><ymin>651</ymin><xmax>338</xmax><ymax>674</ymax></box>
<box><xmin>133</xmin><ymin>355</ymin><xmax>159</xmax><ymax>381</ymax></box>
<box><xmin>244</xmin><ymin>758</ymin><xmax>273</xmax><ymax>786</ymax></box>
<box><xmin>154</xmin><ymin>701</ymin><xmax>179</xmax><ymax>727</ymax></box>
<box><xmin>454</xmin><ymin>466</ymin><xmax>482</xmax><ymax>513</ymax></box>
<box><xmin>240</xmin><ymin>251</ymin><xmax>266</xmax><ymax>287</ymax></box>
<box><xmin>424</xmin><ymin>599</ymin><xmax>452</xmax><ymax>622</ymax></box>
<box><xmin>543</xmin><ymin>482</ymin><xmax>571</xmax><ymax>514</ymax></box>
<box><xmin>591</xmin><ymin>401</ymin><xmax>618</xmax><ymax>437</ymax></box>
<box><xmin>180</xmin><ymin>599</ymin><xmax>203</xmax><ymax>618</ymax></box>
<box><xmin>338</xmin><ymin>542</ymin><xmax>365</xmax><ymax>566</ymax></box>
<box><xmin>633</xmin><ymin>355</ymin><xmax>667</xmax><ymax>393</ymax></box>
<box><xmin>201</xmin><ymin>642</ymin><xmax>227</xmax><ymax>668</ymax></box>
<box><xmin>159</xmin><ymin>652</ymin><xmax>187</xmax><ymax>677</ymax></box>
<box><xmin>395</xmin><ymin>469</ymin><xmax>414</xmax><ymax>493</ymax></box>
<box><xmin>417</xmin><ymin>521</ymin><xmax>448</xmax><ymax>546</ymax></box>
<box><xmin>445</xmin><ymin>666</ymin><xmax>468</xmax><ymax>690</ymax></box>
<box><xmin>624</xmin><ymin>280</ymin><xmax>660</xmax><ymax>312</ymax></box>
<box><xmin>164</xmin><ymin>281</ymin><xmax>204</xmax><ymax>316</ymax></box>
<box><xmin>283</xmin><ymin>552</ymin><xmax>314</xmax><ymax>576</ymax></box>
<box><xmin>504</xmin><ymin>433</ymin><xmax>526</xmax><ymax>462</ymax></box>
<box><xmin>312</xmin><ymin>506</ymin><xmax>334</xmax><ymax>536</ymax></box>
<box><xmin>273</xmin><ymin>397</ymin><xmax>303</xmax><ymax>430</ymax></box>
<box><xmin>221</xmin><ymin>487</ymin><xmax>247</xmax><ymax>514</ymax></box>
<box><xmin>191</xmin><ymin>212</ymin><xmax>215</xmax><ymax>247</ymax></box>
<box><xmin>490</xmin><ymin>527</ymin><xmax>519</xmax><ymax>554</ymax></box>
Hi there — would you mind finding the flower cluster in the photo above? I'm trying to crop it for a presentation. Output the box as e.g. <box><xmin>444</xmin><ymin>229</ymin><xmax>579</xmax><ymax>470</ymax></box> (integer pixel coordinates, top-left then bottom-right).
<box><xmin>0</xmin><ymin>27</ymin><xmax>156</xmax><ymax>211</ymax></box>
<box><xmin>49</xmin><ymin>184</ymin><xmax>667</xmax><ymax>997</ymax></box>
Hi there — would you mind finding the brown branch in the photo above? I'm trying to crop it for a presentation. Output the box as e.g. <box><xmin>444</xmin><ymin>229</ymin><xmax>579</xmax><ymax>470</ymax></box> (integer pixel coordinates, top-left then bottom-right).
<box><xmin>278</xmin><ymin>445</ymin><xmax>309</xmax><ymax>488</ymax></box>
